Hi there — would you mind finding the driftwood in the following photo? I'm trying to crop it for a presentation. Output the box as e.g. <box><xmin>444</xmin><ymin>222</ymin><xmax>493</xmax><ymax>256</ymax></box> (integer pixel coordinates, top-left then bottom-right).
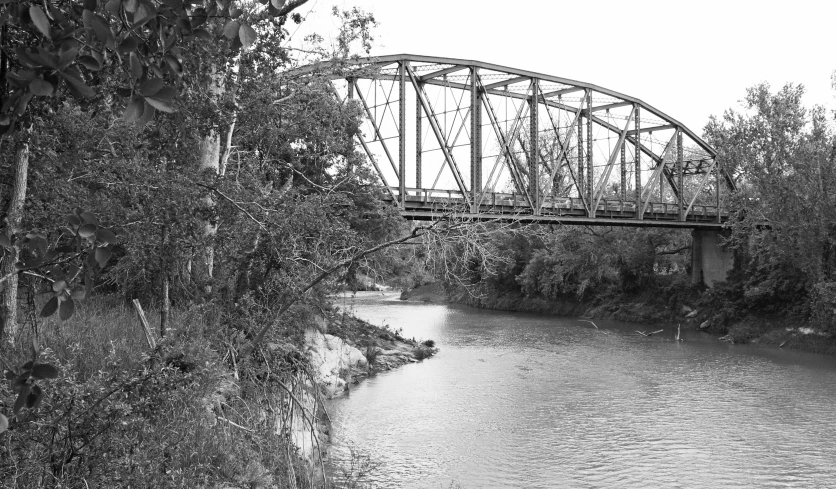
<box><xmin>635</xmin><ymin>329</ymin><xmax>663</xmax><ymax>337</ymax></box>
<box><xmin>579</xmin><ymin>319</ymin><xmax>598</xmax><ymax>329</ymax></box>
<box><xmin>132</xmin><ymin>299</ymin><xmax>157</xmax><ymax>349</ymax></box>
<box><xmin>675</xmin><ymin>323</ymin><xmax>683</xmax><ymax>342</ymax></box>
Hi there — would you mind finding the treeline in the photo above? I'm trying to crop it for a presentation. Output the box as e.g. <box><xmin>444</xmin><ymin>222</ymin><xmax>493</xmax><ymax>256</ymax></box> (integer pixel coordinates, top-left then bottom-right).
<box><xmin>0</xmin><ymin>1</ymin><xmax>411</xmax><ymax>486</ymax></box>
<box><xmin>437</xmin><ymin>83</ymin><xmax>836</xmax><ymax>339</ymax></box>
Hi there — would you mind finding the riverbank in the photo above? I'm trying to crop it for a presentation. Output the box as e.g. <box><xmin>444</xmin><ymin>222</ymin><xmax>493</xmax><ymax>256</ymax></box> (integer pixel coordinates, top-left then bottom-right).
<box><xmin>400</xmin><ymin>281</ymin><xmax>836</xmax><ymax>355</ymax></box>
<box><xmin>306</xmin><ymin>308</ymin><xmax>438</xmax><ymax>399</ymax></box>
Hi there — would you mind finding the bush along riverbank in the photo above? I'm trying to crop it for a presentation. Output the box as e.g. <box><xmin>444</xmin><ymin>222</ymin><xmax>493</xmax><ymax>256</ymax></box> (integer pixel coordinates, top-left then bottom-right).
<box><xmin>0</xmin><ymin>297</ymin><xmax>436</xmax><ymax>488</ymax></box>
<box><xmin>402</xmin><ymin>277</ymin><xmax>836</xmax><ymax>356</ymax></box>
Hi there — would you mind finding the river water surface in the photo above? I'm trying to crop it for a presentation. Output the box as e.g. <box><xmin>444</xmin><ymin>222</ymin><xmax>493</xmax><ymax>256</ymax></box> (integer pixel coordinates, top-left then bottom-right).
<box><xmin>326</xmin><ymin>292</ymin><xmax>836</xmax><ymax>488</ymax></box>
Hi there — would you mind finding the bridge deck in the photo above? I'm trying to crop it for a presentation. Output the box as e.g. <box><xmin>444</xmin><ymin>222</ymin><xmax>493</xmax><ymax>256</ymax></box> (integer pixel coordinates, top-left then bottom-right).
<box><xmin>386</xmin><ymin>188</ymin><xmax>728</xmax><ymax>229</ymax></box>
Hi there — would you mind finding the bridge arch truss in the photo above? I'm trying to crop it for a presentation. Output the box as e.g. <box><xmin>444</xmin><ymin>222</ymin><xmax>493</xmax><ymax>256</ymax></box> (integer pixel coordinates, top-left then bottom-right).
<box><xmin>290</xmin><ymin>54</ymin><xmax>735</xmax><ymax>228</ymax></box>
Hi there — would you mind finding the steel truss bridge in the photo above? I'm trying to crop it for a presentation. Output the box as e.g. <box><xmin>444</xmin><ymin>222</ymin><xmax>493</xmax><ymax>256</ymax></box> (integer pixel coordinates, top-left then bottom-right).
<box><xmin>290</xmin><ymin>54</ymin><xmax>735</xmax><ymax>229</ymax></box>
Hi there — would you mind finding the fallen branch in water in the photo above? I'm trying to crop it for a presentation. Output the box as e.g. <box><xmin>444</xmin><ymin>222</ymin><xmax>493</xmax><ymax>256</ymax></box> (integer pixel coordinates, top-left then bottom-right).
<box><xmin>579</xmin><ymin>319</ymin><xmax>598</xmax><ymax>329</ymax></box>
<box><xmin>636</xmin><ymin>329</ymin><xmax>664</xmax><ymax>337</ymax></box>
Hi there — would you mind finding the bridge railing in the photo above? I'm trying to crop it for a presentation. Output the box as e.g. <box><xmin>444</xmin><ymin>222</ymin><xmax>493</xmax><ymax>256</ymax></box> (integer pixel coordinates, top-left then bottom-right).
<box><xmin>388</xmin><ymin>187</ymin><xmax>727</xmax><ymax>222</ymax></box>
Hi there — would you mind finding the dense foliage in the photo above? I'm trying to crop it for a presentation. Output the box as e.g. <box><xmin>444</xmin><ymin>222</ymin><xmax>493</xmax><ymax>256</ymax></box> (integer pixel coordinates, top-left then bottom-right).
<box><xmin>0</xmin><ymin>1</ymin><xmax>415</xmax><ymax>486</ymax></box>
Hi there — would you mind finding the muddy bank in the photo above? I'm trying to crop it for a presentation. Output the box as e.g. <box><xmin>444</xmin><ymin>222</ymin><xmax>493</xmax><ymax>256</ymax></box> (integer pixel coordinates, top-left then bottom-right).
<box><xmin>402</xmin><ymin>282</ymin><xmax>836</xmax><ymax>355</ymax></box>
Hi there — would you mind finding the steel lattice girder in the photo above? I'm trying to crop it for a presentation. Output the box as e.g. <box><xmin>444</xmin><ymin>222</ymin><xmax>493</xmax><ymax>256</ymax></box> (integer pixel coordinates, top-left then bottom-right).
<box><xmin>285</xmin><ymin>54</ymin><xmax>735</xmax><ymax>227</ymax></box>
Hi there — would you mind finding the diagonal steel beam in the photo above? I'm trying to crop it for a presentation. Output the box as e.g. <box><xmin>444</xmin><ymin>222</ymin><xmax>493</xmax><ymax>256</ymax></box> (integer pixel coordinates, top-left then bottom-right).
<box><xmin>355</xmin><ymin>82</ymin><xmax>400</xmax><ymax>177</ymax></box>
<box><xmin>538</xmin><ymin>89</ymin><xmax>589</xmax><ymax>214</ymax></box>
<box><xmin>640</xmin><ymin>130</ymin><xmax>678</xmax><ymax>216</ymax></box>
<box><xmin>417</xmin><ymin>78</ymin><xmax>670</xmax><ymax>167</ymax></box>
<box><xmin>478</xmin><ymin>80</ymin><xmax>533</xmax><ymax>207</ymax></box>
<box><xmin>593</xmin><ymin>105</ymin><xmax>636</xmax><ymax>209</ymax></box>
<box><xmin>684</xmin><ymin>158</ymin><xmax>717</xmax><ymax>219</ymax></box>
<box><xmin>406</xmin><ymin>65</ymin><xmax>470</xmax><ymax>203</ymax></box>
<box><xmin>333</xmin><ymin>80</ymin><xmax>399</xmax><ymax>203</ymax></box>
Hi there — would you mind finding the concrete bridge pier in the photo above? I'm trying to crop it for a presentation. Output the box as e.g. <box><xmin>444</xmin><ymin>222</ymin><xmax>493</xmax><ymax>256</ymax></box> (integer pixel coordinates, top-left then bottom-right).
<box><xmin>691</xmin><ymin>229</ymin><xmax>734</xmax><ymax>287</ymax></box>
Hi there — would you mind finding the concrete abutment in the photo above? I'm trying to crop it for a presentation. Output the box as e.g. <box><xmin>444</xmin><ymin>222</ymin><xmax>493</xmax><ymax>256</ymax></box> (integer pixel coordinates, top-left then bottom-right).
<box><xmin>691</xmin><ymin>229</ymin><xmax>734</xmax><ymax>287</ymax></box>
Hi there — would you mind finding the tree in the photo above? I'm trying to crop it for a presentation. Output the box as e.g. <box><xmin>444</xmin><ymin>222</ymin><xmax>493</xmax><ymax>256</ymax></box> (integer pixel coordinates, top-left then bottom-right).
<box><xmin>0</xmin><ymin>0</ymin><xmax>312</xmax><ymax>339</ymax></box>
<box><xmin>704</xmin><ymin>82</ymin><xmax>836</xmax><ymax>321</ymax></box>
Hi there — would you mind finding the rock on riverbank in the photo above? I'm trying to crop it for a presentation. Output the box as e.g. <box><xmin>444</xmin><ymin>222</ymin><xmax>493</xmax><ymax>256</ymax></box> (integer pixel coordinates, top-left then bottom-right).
<box><xmin>289</xmin><ymin>311</ymin><xmax>437</xmax><ymax>472</ymax></box>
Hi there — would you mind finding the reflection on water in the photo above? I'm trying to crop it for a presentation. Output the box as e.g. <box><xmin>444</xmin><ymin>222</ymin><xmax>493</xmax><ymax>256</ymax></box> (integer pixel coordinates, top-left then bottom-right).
<box><xmin>326</xmin><ymin>292</ymin><xmax>836</xmax><ymax>488</ymax></box>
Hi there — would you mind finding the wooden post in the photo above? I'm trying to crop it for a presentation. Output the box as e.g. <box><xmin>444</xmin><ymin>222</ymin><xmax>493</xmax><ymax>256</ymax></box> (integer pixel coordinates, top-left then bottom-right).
<box><xmin>132</xmin><ymin>299</ymin><xmax>156</xmax><ymax>349</ymax></box>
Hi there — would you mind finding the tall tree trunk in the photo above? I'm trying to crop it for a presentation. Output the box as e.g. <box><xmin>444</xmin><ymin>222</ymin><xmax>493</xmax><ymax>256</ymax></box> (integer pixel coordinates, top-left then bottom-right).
<box><xmin>0</xmin><ymin>138</ymin><xmax>30</xmax><ymax>342</ymax></box>
<box><xmin>196</xmin><ymin>66</ymin><xmax>224</xmax><ymax>294</ymax></box>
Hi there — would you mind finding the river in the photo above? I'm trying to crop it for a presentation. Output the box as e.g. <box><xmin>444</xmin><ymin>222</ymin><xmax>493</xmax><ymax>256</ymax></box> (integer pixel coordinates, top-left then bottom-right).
<box><xmin>326</xmin><ymin>292</ymin><xmax>836</xmax><ymax>488</ymax></box>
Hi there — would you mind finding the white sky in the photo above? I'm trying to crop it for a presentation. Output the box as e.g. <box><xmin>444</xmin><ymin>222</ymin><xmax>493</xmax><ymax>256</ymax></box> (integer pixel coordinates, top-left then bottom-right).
<box><xmin>290</xmin><ymin>0</ymin><xmax>836</xmax><ymax>135</ymax></box>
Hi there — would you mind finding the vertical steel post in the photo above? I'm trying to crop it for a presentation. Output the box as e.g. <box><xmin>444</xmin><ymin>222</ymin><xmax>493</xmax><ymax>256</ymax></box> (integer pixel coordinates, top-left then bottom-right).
<box><xmin>470</xmin><ymin>67</ymin><xmax>482</xmax><ymax>212</ymax></box>
<box><xmin>529</xmin><ymin>79</ymin><xmax>540</xmax><ymax>215</ymax></box>
<box><xmin>586</xmin><ymin>91</ymin><xmax>594</xmax><ymax>217</ymax></box>
<box><xmin>660</xmin><ymin>164</ymin><xmax>664</xmax><ymax>203</ymax></box>
<box><xmin>716</xmin><ymin>159</ymin><xmax>722</xmax><ymax>223</ymax></box>
<box><xmin>578</xmin><ymin>108</ymin><xmax>584</xmax><ymax>201</ymax></box>
<box><xmin>620</xmin><ymin>139</ymin><xmax>627</xmax><ymax>201</ymax></box>
<box><xmin>398</xmin><ymin>62</ymin><xmax>407</xmax><ymax>208</ymax></box>
<box><xmin>416</xmin><ymin>83</ymin><xmax>422</xmax><ymax>188</ymax></box>
<box><xmin>635</xmin><ymin>106</ymin><xmax>642</xmax><ymax>219</ymax></box>
<box><xmin>677</xmin><ymin>129</ymin><xmax>684</xmax><ymax>221</ymax></box>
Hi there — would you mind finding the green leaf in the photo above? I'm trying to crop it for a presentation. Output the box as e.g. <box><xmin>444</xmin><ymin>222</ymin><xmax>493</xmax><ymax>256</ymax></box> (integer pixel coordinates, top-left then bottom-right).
<box><xmin>129</xmin><ymin>52</ymin><xmax>143</xmax><ymax>79</ymax></box>
<box><xmin>123</xmin><ymin>96</ymin><xmax>145</xmax><ymax>122</ymax></box>
<box><xmin>153</xmin><ymin>86</ymin><xmax>176</xmax><ymax>101</ymax></box>
<box><xmin>270</xmin><ymin>0</ymin><xmax>285</xmax><ymax>10</ymax></box>
<box><xmin>71</xmin><ymin>289</ymin><xmax>86</xmax><ymax>300</ymax></box>
<box><xmin>191</xmin><ymin>29</ymin><xmax>211</xmax><ymax>41</ymax></box>
<box><xmin>58</xmin><ymin>40</ymin><xmax>79</xmax><ymax>69</ymax></box>
<box><xmin>164</xmin><ymin>55</ymin><xmax>183</xmax><ymax>75</ymax></box>
<box><xmin>61</xmin><ymin>72</ymin><xmax>96</xmax><ymax>98</ymax></box>
<box><xmin>29</xmin><ymin>78</ymin><xmax>53</xmax><ymax>96</ymax></box>
<box><xmin>229</xmin><ymin>7</ymin><xmax>242</xmax><ymax>18</ymax></box>
<box><xmin>78</xmin><ymin>223</ymin><xmax>97</xmax><ymax>238</ymax></box>
<box><xmin>3</xmin><ymin>369</ymin><xmax>16</xmax><ymax>380</ymax></box>
<box><xmin>77</xmin><ymin>55</ymin><xmax>102</xmax><ymax>71</ymax></box>
<box><xmin>26</xmin><ymin>384</ymin><xmax>42</xmax><ymax>409</ymax></box>
<box><xmin>14</xmin><ymin>386</ymin><xmax>29</xmax><ymax>414</ymax></box>
<box><xmin>222</xmin><ymin>20</ymin><xmax>239</xmax><ymax>39</ymax></box>
<box><xmin>82</xmin><ymin>9</ymin><xmax>94</xmax><ymax>29</ymax></box>
<box><xmin>134</xmin><ymin>1</ymin><xmax>156</xmax><ymax>26</ymax></box>
<box><xmin>31</xmin><ymin>364</ymin><xmax>59</xmax><ymax>380</ymax></box>
<box><xmin>59</xmin><ymin>297</ymin><xmax>75</xmax><ymax>320</ymax></box>
<box><xmin>91</xmin><ymin>15</ymin><xmax>112</xmax><ymax>46</ymax></box>
<box><xmin>97</xmin><ymin>228</ymin><xmax>117</xmax><ymax>245</ymax></box>
<box><xmin>80</xmin><ymin>211</ymin><xmax>98</xmax><ymax>225</ymax></box>
<box><xmin>0</xmin><ymin>233</ymin><xmax>11</xmax><ymax>249</ymax></box>
<box><xmin>41</xmin><ymin>297</ymin><xmax>58</xmax><ymax>317</ymax></box>
<box><xmin>136</xmin><ymin>100</ymin><xmax>155</xmax><ymax>127</ymax></box>
<box><xmin>144</xmin><ymin>96</ymin><xmax>174</xmax><ymax>113</ymax></box>
<box><xmin>239</xmin><ymin>24</ymin><xmax>257</xmax><ymax>49</ymax></box>
<box><xmin>118</xmin><ymin>36</ymin><xmax>139</xmax><ymax>54</ymax></box>
<box><xmin>29</xmin><ymin>5</ymin><xmax>50</xmax><ymax>38</ymax></box>
<box><xmin>105</xmin><ymin>0</ymin><xmax>121</xmax><ymax>15</ymax></box>
<box><xmin>95</xmin><ymin>247</ymin><xmax>112</xmax><ymax>268</ymax></box>
<box><xmin>0</xmin><ymin>413</ymin><xmax>8</xmax><ymax>434</ymax></box>
<box><xmin>84</xmin><ymin>0</ymin><xmax>97</xmax><ymax>11</ymax></box>
<box><xmin>52</xmin><ymin>279</ymin><xmax>67</xmax><ymax>293</ymax></box>
<box><xmin>65</xmin><ymin>214</ymin><xmax>81</xmax><ymax>226</ymax></box>
<box><xmin>138</xmin><ymin>77</ymin><xmax>164</xmax><ymax>97</ymax></box>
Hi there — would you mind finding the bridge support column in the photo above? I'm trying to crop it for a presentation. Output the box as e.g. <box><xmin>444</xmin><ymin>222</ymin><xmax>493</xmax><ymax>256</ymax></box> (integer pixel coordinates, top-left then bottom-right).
<box><xmin>691</xmin><ymin>229</ymin><xmax>733</xmax><ymax>287</ymax></box>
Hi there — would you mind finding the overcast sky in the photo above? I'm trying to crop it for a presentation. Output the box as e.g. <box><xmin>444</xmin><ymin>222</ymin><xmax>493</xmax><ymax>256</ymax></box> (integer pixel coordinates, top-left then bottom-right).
<box><xmin>290</xmin><ymin>0</ymin><xmax>836</xmax><ymax>134</ymax></box>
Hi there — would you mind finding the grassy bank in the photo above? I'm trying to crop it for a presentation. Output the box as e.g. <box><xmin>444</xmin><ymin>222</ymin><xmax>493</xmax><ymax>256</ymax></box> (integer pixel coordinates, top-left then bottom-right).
<box><xmin>0</xmin><ymin>296</ymin><xmax>430</xmax><ymax>488</ymax></box>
